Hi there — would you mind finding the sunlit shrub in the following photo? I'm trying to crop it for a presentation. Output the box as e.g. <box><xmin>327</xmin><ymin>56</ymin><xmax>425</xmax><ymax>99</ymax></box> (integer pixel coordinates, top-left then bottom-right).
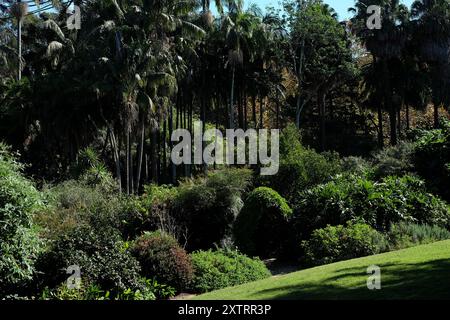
<box><xmin>190</xmin><ymin>249</ymin><xmax>271</xmax><ymax>293</ymax></box>
<box><xmin>132</xmin><ymin>231</ymin><xmax>193</xmax><ymax>292</ymax></box>
<box><xmin>0</xmin><ymin>143</ymin><xmax>44</xmax><ymax>297</ymax></box>
<box><xmin>301</xmin><ymin>221</ymin><xmax>388</xmax><ymax>266</ymax></box>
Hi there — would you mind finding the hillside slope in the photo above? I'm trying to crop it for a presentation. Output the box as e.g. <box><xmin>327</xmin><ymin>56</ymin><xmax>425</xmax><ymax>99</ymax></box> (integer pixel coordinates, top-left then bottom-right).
<box><xmin>195</xmin><ymin>240</ymin><xmax>450</xmax><ymax>300</ymax></box>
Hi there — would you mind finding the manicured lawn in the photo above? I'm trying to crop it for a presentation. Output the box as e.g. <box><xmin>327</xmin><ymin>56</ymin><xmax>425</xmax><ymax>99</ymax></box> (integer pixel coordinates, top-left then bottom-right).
<box><xmin>194</xmin><ymin>240</ymin><xmax>450</xmax><ymax>300</ymax></box>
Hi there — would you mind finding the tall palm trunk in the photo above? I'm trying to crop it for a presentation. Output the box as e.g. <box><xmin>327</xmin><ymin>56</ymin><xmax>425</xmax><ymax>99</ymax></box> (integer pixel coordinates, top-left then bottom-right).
<box><xmin>434</xmin><ymin>104</ymin><xmax>440</xmax><ymax>128</ymax></box>
<box><xmin>259</xmin><ymin>96</ymin><xmax>264</xmax><ymax>129</ymax></box>
<box><xmin>126</xmin><ymin>128</ymin><xmax>130</xmax><ymax>194</ymax></box>
<box><xmin>229</xmin><ymin>66</ymin><xmax>236</xmax><ymax>129</ymax></box>
<box><xmin>109</xmin><ymin>126</ymin><xmax>122</xmax><ymax>194</ymax></box>
<box><xmin>150</xmin><ymin>125</ymin><xmax>158</xmax><ymax>183</ymax></box>
<box><xmin>135</xmin><ymin>119</ymin><xmax>145</xmax><ymax>193</ymax></box>
<box><xmin>382</xmin><ymin>60</ymin><xmax>397</xmax><ymax>145</ymax></box>
<box><xmin>295</xmin><ymin>38</ymin><xmax>305</xmax><ymax>128</ymax></box>
<box><xmin>169</xmin><ymin>104</ymin><xmax>176</xmax><ymax>183</ymax></box>
<box><xmin>252</xmin><ymin>95</ymin><xmax>257</xmax><ymax>127</ymax></box>
<box><xmin>17</xmin><ymin>13</ymin><xmax>22</xmax><ymax>81</ymax></box>
<box><xmin>319</xmin><ymin>92</ymin><xmax>327</xmax><ymax>151</ymax></box>
<box><xmin>377</xmin><ymin>105</ymin><xmax>384</xmax><ymax>148</ymax></box>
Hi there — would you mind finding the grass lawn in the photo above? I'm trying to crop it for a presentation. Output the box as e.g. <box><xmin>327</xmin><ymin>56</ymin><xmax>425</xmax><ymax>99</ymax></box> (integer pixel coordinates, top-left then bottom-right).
<box><xmin>194</xmin><ymin>240</ymin><xmax>450</xmax><ymax>300</ymax></box>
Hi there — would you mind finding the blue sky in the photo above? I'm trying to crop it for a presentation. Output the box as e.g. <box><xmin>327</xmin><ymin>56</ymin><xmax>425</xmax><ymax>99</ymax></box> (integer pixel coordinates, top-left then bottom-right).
<box><xmin>240</xmin><ymin>0</ymin><xmax>416</xmax><ymax>20</ymax></box>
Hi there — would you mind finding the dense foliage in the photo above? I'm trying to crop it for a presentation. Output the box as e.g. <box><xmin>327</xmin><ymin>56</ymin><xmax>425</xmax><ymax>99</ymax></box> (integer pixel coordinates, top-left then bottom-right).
<box><xmin>172</xmin><ymin>169</ymin><xmax>252</xmax><ymax>250</ymax></box>
<box><xmin>190</xmin><ymin>249</ymin><xmax>271</xmax><ymax>293</ymax></box>
<box><xmin>0</xmin><ymin>143</ymin><xmax>43</xmax><ymax>297</ymax></box>
<box><xmin>1</xmin><ymin>0</ymin><xmax>450</xmax><ymax>300</ymax></box>
<box><xmin>301</xmin><ymin>222</ymin><xmax>388</xmax><ymax>266</ymax></box>
<box><xmin>132</xmin><ymin>231</ymin><xmax>193</xmax><ymax>291</ymax></box>
<box><xmin>234</xmin><ymin>187</ymin><xmax>293</xmax><ymax>258</ymax></box>
<box><xmin>387</xmin><ymin>222</ymin><xmax>450</xmax><ymax>250</ymax></box>
<box><xmin>36</xmin><ymin>226</ymin><xmax>142</xmax><ymax>296</ymax></box>
<box><xmin>293</xmin><ymin>174</ymin><xmax>450</xmax><ymax>240</ymax></box>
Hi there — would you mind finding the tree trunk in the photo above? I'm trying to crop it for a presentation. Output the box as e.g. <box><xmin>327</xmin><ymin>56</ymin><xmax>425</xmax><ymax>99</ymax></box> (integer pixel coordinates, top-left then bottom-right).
<box><xmin>169</xmin><ymin>104</ymin><xmax>176</xmax><ymax>183</ymax></box>
<box><xmin>229</xmin><ymin>66</ymin><xmax>236</xmax><ymax>129</ymax></box>
<box><xmin>244</xmin><ymin>93</ymin><xmax>248</xmax><ymax>130</ymax></box>
<box><xmin>126</xmin><ymin>128</ymin><xmax>130</xmax><ymax>194</ymax></box>
<box><xmin>389</xmin><ymin>108</ymin><xmax>397</xmax><ymax>146</ymax></box>
<box><xmin>406</xmin><ymin>104</ymin><xmax>410</xmax><ymax>131</ymax></box>
<box><xmin>259</xmin><ymin>96</ymin><xmax>264</xmax><ymax>129</ymax></box>
<box><xmin>109</xmin><ymin>127</ymin><xmax>122</xmax><ymax>194</ymax></box>
<box><xmin>17</xmin><ymin>15</ymin><xmax>22</xmax><ymax>81</ymax></box>
<box><xmin>135</xmin><ymin>120</ymin><xmax>145</xmax><ymax>193</ymax></box>
<box><xmin>319</xmin><ymin>93</ymin><xmax>326</xmax><ymax>151</ymax></box>
<box><xmin>295</xmin><ymin>39</ymin><xmax>305</xmax><ymax>128</ymax></box>
<box><xmin>434</xmin><ymin>104</ymin><xmax>440</xmax><ymax>128</ymax></box>
<box><xmin>252</xmin><ymin>95</ymin><xmax>257</xmax><ymax>128</ymax></box>
<box><xmin>377</xmin><ymin>105</ymin><xmax>384</xmax><ymax>148</ymax></box>
<box><xmin>383</xmin><ymin>60</ymin><xmax>396</xmax><ymax>145</ymax></box>
<box><xmin>150</xmin><ymin>125</ymin><xmax>158</xmax><ymax>183</ymax></box>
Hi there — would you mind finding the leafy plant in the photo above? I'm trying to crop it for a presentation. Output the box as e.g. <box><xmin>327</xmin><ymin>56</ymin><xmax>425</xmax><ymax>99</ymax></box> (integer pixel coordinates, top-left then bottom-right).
<box><xmin>36</xmin><ymin>226</ymin><xmax>142</xmax><ymax>296</ymax></box>
<box><xmin>132</xmin><ymin>231</ymin><xmax>193</xmax><ymax>292</ymax></box>
<box><xmin>301</xmin><ymin>221</ymin><xmax>388</xmax><ymax>266</ymax></box>
<box><xmin>190</xmin><ymin>249</ymin><xmax>271</xmax><ymax>293</ymax></box>
<box><xmin>387</xmin><ymin>222</ymin><xmax>450</xmax><ymax>251</ymax></box>
<box><xmin>172</xmin><ymin>168</ymin><xmax>252</xmax><ymax>250</ymax></box>
<box><xmin>260</xmin><ymin>124</ymin><xmax>342</xmax><ymax>202</ymax></box>
<box><xmin>293</xmin><ymin>174</ymin><xmax>450</xmax><ymax>241</ymax></box>
<box><xmin>0</xmin><ymin>143</ymin><xmax>44</xmax><ymax>297</ymax></box>
<box><xmin>233</xmin><ymin>187</ymin><xmax>293</xmax><ymax>258</ymax></box>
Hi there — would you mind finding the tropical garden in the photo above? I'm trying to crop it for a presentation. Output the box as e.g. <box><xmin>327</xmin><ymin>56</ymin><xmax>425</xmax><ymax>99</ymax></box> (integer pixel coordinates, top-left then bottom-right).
<box><xmin>1</xmin><ymin>0</ymin><xmax>450</xmax><ymax>300</ymax></box>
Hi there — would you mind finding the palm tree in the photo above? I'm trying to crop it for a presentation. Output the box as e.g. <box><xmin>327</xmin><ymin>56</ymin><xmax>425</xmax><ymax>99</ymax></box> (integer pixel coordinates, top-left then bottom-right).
<box><xmin>351</xmin><ymin>0</ymin><xmax>410</xmax><ymax>145</ymax></box>
<box><xmin>218</xmin><ymin>0</ymin><xmax>259</xmax><ymax>128</ymax></box>
<box><xmin>411</xmin><ymin>0</ymin><xmax>450</xmax><ymax>127</ymax></box>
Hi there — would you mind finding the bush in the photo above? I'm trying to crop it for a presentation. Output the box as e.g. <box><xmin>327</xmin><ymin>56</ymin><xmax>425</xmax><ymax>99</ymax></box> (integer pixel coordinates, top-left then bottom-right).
<box><xmin>137</xmin><ymin>184</ymin><xmax>181</xmax><ymax>240</ymax></box>
<box><xmin>387</xmin><ymin>222</ymin><xmax>450</xmax><ymax>251</ymax></box>
<box><xmin>36</xmin><ymin>226</ymin><xmax>142</xmax><ymax>296</ymax></box>
<box><xmin>233</xmin><ymin>187</ymin><xmax>293</xmax><ymax>258</ymax></box>
<box><xmin>370</xmin><ymin>141</ymin><xmax>416</xmax><ymax>180</ymax></box>
<box><xmin>0</xmin><ymin>143</ymin><xmax>44</xmax><ymax>297</ymax></box>
<box><xmin>413</xmin><ymin>120</ymin><xmax>450</xmax><ymax>201</ymax></box>
<box><xmin>39</xmin><ymin>278</ymin><xmax>175</xmax><ymax>301</ymax></box>
<box><xmin>341</xmin><ymin>156</ymin><xmax>372</xmax><ymax>177</ymax></box>
<box><xmin>293</xmin><ymin>174</ymin><xmax>450</xmax><ymax>240</ymax></box>
<box><xmin>36</xmin><ymin>179</ymin><xmax>152</xmax><ymax>241</ymax></box>
<box><xmin>190</xmin><ymin>249</ymin><xmax>271</xmax><ymax>293</ymax></box>
<box><xmin>261</xmin><ymin>124</ymin><xmax>342</xmax><ymax>202</ymax></box>
<box><xmin>301</xmin><ymin>222</ymin><xmax>388</xmax><ymax>266</ymax></box>
<box><xmin>132</xmin><ymin>231</ymin><xmax>193</xmax><ymax>291</ymax></box>
<box><xmin>172</xmin><ymin>168</ymin><xmax>252</xmax><ymax>250</ymax></box>
<box><xmin>37</xmin><ymin>179</ymin><xmax>126</xmax><ymax>239</ymax></box>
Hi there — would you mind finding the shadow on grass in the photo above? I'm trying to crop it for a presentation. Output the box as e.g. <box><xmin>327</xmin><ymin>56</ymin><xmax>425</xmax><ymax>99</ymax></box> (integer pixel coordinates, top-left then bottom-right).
<box><xmin>252</xmin><ymin>259</ymin><xmax>450</xmax><ymax>300</ymax></box>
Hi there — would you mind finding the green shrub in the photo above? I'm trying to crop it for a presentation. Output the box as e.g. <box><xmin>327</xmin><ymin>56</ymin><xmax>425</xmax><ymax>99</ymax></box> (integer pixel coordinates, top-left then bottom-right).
<box><xmin>301</xmin><ymin>222</ymin><xmax>388</xmax><ymax>266</ymax></box>
<box><xmin>39</xmin><ymin>278</ymin><xmax>174</xmax><ymax>301</ymax></box>
<box><xmin>36</xmin><ymin>180</ymin><xmax>125</xmax><ymax>240</ymax></box>
<box><xmin>370</xmin><ymin>141</ymin><xmax>416</xmax><ymax>180</ymax></box>
<box><xmin>190</xmin><ymin>249</ymin><xmax>271</xmax><ymax>293</ymax></box>
<box><xmin>36</xmin><ymin>226</ymin><xmax>142</xmax><ymax>296</ymax></box>
<box><xmin>233</xmin><ymin>187</ymin><xmax>293</xmax><ymax>258</ymax></box>
<box><xmin>341</xmin><ymin>156</ymin><xmax>372</xmax><ymax>177</ymax></box>
<box><xmin>172</xmin><ymin>168</ymin><xmax>252</xmax><ymax>250</ymax></box>
<box><xmin>292</xmin><ymin>174</ymin><xmax>376</xmax><ymax>239</ymax></box>
<box><xmin>293</xmin><ymin>174</ymin><xmax>450</xmax><ymax>240</ymax></box>
<box><xmin>413</xmin><ymin>120</ymin><xmax>450</xmax><ymax>201</ymax></box>
<box><xmin>37</xmin><ymin>179</ymin><xmax>152</xmax><ymax>241</ymax></box>
<box><xmin>387</xmin><ymin>222</ymin><xmax>450</xmax><ymax>251</ymax></box>
<box><xmin>261</xmin><ymin>124</ymin><xmax>342</xmax><ymax>202</ymax></box>
<box><xmin>132</xmin><ymin>231</ymin><xmax>193</xmax><ymax>291</ymax></box>
<box><xmin>0</xmin><ymin>143</ymin><xmax>44</xmax><ymax>297</ymax></box>
<box><xmin>70</xmin><ymin>147</ymin><xmax>118</xmax><ymax>194</ymax></box>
